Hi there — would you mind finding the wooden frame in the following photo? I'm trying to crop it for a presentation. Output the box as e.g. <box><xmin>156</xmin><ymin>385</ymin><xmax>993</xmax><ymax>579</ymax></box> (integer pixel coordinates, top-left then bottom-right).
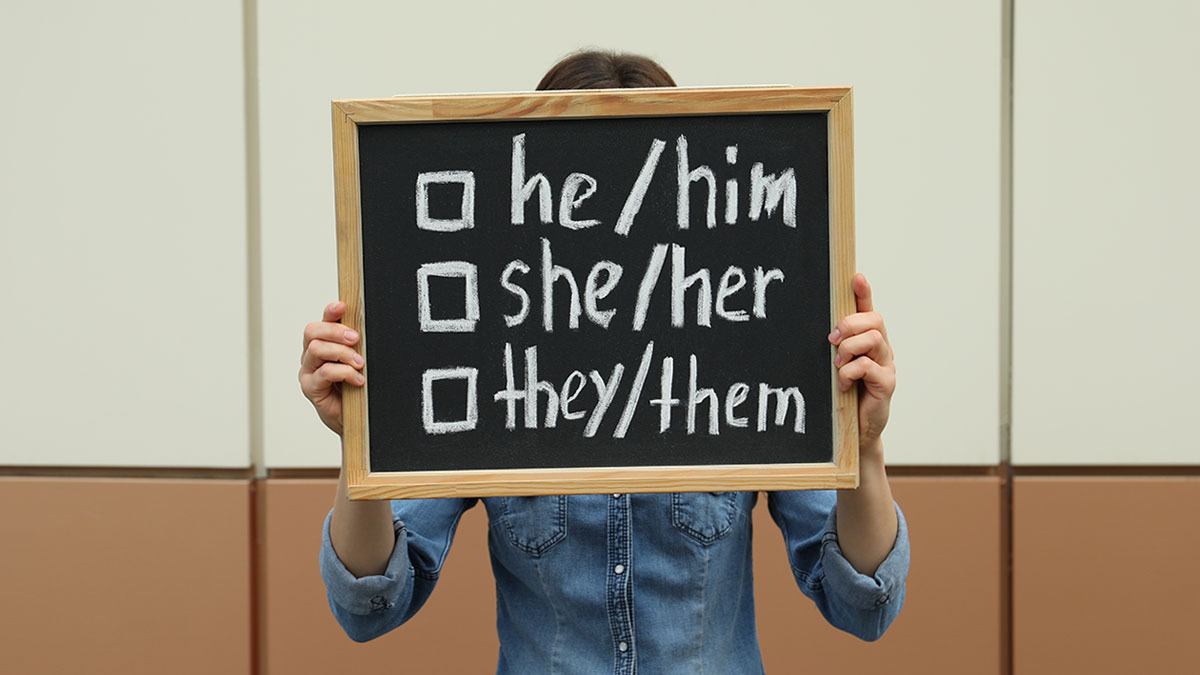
<box><xmin>333</xmin><ymin>86</ymin><xmax>858</xmax><ymax>499</ymax></box>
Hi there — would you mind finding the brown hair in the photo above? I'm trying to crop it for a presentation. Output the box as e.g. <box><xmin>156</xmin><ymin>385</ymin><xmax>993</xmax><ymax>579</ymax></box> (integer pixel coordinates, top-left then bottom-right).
<box><xmin>536</xmin><ymin>50</ymin><xmax>676</xmax><ymax>91</ymax></box>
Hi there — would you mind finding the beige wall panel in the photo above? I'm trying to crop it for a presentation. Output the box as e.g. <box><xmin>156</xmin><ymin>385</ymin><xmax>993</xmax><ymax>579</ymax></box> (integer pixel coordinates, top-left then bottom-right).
<box><xmin>0</xmin><ymin>2</ymin><xmax>249</xmax><ymax>467</ymax></box>
<box><xmin>1013</xmin><ymin>477</ymin><xmax>1200</xmax><ymax>674</ymax></box>
<box><xmin>259</xmin><ymin>0</ymin><xmax>1000</xmax><ymax>467</ymax></box>
<box><xmin>257</xmin><ymin>479</ymin><xmax>498</xmax><ymax>673</ymax></box>
<box><xmin>757</xmin><ymin>477</ymin><xmax>1003</xmax><ymax>674</ymax></box>
<box><xmin>0</xmin><ymin>478</ymin><xmax>252</xmax><ymax>674</ymax></box>
<box><xmin>1012</xmin><ymin>1</ymin><xmax>1200</xmax><ymax>464</ymax></box>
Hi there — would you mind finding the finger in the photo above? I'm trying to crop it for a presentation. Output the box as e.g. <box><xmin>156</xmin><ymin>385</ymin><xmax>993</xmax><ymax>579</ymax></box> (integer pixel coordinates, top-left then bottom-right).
<box><xmin>323</xmin><ymin>301</ymin><xmax>347</xmax><ymax>324</ymax></box>
<box><xmin>303</xmin><ymin>320</ymin><xmax>359</xmax><ymax>352</ymax></box>
<box><xmin>838</xmin><ymin>356</ymin><xmax>896</xmax><ymax>397</ymax></box>
<box><xmin>830</xmin><ymin>311</ymin><xmax>888</xmax><ymax>345</ymax></box>
<box><xmin>853</xmin><ymin>273</ymin><xmax>873</xmax><ymax>313</ymax></box>
<box><xmin>301</xmin><ymin>338</ymin><xmax>364</xmax><ymax>373</ymax></box>
<box><xmin>834</xmin><ymin>329</ymin><xmax>891</xmax><ymax>367</ymax></box>
<box><xmin>304</xmin><ymin>362</ymin><xmax>366</xmax><ymax>393</ymax></box>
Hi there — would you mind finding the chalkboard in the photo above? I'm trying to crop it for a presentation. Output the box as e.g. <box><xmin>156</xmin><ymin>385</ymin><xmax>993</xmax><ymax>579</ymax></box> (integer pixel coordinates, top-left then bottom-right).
<box><xmin>333</xmin><ymin>87</ymin><xmax>859</xmax><ymax>499</ymax></box>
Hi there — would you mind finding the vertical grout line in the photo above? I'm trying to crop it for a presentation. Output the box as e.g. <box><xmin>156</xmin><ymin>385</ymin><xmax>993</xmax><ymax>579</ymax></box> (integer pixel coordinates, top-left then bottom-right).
<box><xmin>242</xmin><ymin>0</ymin><xmax>264</xmax><ymax>673</ymax></box>
<box><xmin>1001</xmin><ymin>0</ymin><xmax>1015</xmax><ymax>466</ymax></box>
<box><xmin>243</xmin><ymin>0</ymin><xmax>265</xmax><ymax>482</ymax></box>
<box><xmin>999</xmin><ymin>466</ymin><xmax>1012</xmax><ymax>675</ymax></box>
<box><xmin>1000</xmin><ymin>1</ymin><xmax>1016</xmax><ymax>674</ymax></box>
<box><xmin>248</xmin><ymin>481</ymin><xmax>262</xmax><ymax>675</ymax></box>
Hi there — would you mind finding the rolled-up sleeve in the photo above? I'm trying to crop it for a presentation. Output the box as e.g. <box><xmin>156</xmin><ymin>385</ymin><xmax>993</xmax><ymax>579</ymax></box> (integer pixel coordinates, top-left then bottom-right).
<box><xmin>768</xmin><ymin>490</ymin><xmax>909</xmax><ymax>641</ymax></box>
<box><xmin>319</xmin><ymin>497</ymin><xmax>475</xmax><ymax>642</ymax></box>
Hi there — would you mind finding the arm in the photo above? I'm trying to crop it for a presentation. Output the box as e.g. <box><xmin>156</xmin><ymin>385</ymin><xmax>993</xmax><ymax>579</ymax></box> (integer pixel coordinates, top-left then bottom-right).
<box><xmin>319</xmin><ymin>495</ymin><xmax>475</xmax><ymax>642</ymax></box>
<box><xmin>829</xmin><ymin>273</ymin><xmax>899</xmax><ymax>576</ymax></box>
<box><xmin>835</xmin><ymin>444</ymin><xmax>897</xmax><ymax>576</ymax></box>
<box><xmin>768</xmin><ymin>490</ymin><xmax>908</xmax><ymax>642</ymax></box>
<box><xmin>299</xmin><ymin>301</ymin><xmax>396</xmax><ymax>578</ymax></box>
<box><xmin>766</xmin><ymin>273</ymin><xmax>908</xmax><ymax>641</ymax></box>
<box><xmin>301</xmin><ymin>301</ymin><xmax>474</xmax><ymax>641</ymax></box>
<box><xmin>330</xmin><ymin>461</ymin><xmax>395</xmax><ymax>578</ymax></box>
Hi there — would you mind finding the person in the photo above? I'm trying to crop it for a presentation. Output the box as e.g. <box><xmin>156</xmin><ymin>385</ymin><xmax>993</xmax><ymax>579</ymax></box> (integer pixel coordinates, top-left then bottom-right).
<box><xmin>300</xmin><ymin>51</ymin><xmax>907</xmax><ymax>674</ymax></box>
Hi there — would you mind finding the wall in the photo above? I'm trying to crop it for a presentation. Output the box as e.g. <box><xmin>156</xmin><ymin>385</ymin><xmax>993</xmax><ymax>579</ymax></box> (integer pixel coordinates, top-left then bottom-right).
<box><xmin>1</xmin><ymin>1</ymin><xmax>1197</xmax><ymax>673</ymax></box>
<box><xmin>0</xmin><ymin>478</ymin><xmax>253</xmax><ymax>675</ymax></box>
<box><xmin>0</xmin><ymin>0</ymin><xmax>250</xmax><ymax>468</ymax></box>
<box><xmin>1012</xmin><ymin>0</ymin><xmax>1200</xmax><ymax>466</ymax></box>
<box><xmin>1009</xmin><ymin>3</ymin><xmax>1200</xmax><ymax>672</ymax></box>
<box><xmin>256</xmin><ymin>0</ymin><xmax>1001</xmax><ymax>469</ymax></box>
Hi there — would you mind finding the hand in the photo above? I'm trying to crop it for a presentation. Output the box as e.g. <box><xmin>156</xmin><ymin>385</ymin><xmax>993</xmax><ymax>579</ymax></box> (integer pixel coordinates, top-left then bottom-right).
<box><xmin>299</xmin><ymin>301</ymin><xmax>365</xmax><ymax>436</ymax></box>
<box><xmin>829</xmin><ymin>273</ymin><xmax>896</xmax><ymax>453</ymax></box>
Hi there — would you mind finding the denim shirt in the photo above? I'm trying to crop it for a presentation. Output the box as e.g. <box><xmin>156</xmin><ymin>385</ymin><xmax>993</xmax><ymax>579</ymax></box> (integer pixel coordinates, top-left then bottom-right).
<box><xmin>320</xmin><ymin>490</ymin><xmax>908</xmax><ymax>674</ymax></box>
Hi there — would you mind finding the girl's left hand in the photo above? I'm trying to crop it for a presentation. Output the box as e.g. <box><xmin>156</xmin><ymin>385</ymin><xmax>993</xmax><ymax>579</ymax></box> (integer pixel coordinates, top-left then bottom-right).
<box><xmin>829</xmin><ymin>273</ymin><xmax>896</xmax><ymax>453</ymax></box>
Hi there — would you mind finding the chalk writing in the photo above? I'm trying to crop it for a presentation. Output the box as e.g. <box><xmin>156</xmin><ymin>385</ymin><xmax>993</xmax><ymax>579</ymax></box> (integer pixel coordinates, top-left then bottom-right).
<box><xmin>410</xmin><ymin>133</ymin><xmax>810</xmax><ymax>439</ymax></box>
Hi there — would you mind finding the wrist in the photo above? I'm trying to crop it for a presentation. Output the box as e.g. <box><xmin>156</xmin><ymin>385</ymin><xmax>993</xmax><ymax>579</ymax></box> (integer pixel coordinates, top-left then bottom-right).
<box><xmin>859</xmin><ymin>437</ymin><xmax>885</xmax><ymax>467</ymax></box>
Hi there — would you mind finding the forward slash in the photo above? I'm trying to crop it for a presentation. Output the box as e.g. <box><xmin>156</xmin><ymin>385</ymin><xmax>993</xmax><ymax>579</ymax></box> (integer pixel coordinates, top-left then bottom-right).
<box><xmin>614</xmin><ymin>341</ymin><xmax>655</xmax><ymax>438</ymax></box>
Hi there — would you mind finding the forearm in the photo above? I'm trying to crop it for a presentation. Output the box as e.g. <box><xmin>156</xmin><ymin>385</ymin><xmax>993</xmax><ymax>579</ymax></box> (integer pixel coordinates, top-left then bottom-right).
<box><xmin>330</xmin><ymin>460</ymin><xmax>397</xmax><ymax>578</ymax></box>
<box><xmin>835</xmin><ymin>440</ymin><xmax>899</xmax><ymax>576</ymax></box>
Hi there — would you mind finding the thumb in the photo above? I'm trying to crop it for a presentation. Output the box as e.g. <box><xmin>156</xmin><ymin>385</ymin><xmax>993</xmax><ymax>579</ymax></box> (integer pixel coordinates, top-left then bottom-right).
<box><xmin>323</xmin><ymin>301</ymin><xmax>347</xmax><ymax>323</ymax></box>
<box><xmin>853</xmin><ymin>273</ymin><xmax>873</xmax><ymax>313</ymax></box>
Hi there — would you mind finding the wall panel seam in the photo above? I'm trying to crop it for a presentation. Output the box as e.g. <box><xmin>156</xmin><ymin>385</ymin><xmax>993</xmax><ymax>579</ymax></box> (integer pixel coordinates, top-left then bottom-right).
<box><xmin>244</xmin><ymin>0</ymin><xmax>265</xmax><ymax>482</ymax></box>
<box><xmin>243</xmin><ymin>0</ymin><xmax>264</xmax><ymax>671</ymax></box>
<box><xmin>1001</xmin><ymin>2</ymin><xmax>1015</xmax><ymax>673</ymax></box>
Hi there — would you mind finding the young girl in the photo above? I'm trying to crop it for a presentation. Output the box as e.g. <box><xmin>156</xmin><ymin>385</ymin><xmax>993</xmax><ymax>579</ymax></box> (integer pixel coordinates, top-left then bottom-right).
<box><xmin>300</xmin><ymin>51</ymin><xmax>907</xmax><ymax>674</ymax></box>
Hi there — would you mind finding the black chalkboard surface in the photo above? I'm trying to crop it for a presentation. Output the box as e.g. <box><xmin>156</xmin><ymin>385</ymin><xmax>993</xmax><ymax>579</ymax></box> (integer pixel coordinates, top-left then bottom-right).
<box><xmin>333</xmin><ymin>87</ymin><xmax>859</xmax><ymax>499</ymax></box>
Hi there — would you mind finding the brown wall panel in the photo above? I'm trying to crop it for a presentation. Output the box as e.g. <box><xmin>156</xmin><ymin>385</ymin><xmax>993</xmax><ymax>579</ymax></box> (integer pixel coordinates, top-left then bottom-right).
<box><xmin>1013</xmin><ymin>477</ymin><xmax>1200</xmax><ymax>675</ymax></box>
<box><xmin>0</xmin><ymin>477</ymin><xmax>252</xmax><ymax>675</ymax></box>
<box><xmin>259</xmin><ymin>476</ymin><xmax>1002</xmax><ymax>674</ymax></box>
<box><xmin>256</xmin><ymin>479</ymin><xmax>498</xmax><ymax>674</ymax></box>
<box><xmin>756</xmin><ymin>477</ymin><xmax>1004</xmax><ymax>675</ymax></box>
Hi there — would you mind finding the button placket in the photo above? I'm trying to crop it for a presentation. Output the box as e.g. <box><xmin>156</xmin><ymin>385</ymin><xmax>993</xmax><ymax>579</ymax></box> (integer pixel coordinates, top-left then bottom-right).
<box><xmin>607</xmin><ymin>493</ymin><xmax>635</xmax><ymax>673</ymax></box>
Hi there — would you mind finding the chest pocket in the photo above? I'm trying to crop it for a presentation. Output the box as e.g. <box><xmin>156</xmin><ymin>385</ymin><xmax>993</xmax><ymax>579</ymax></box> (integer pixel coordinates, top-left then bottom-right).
<box><xmin>497</xmin><ymin>495</ymin><xmax>567</xmax><ymax>556</ymax></box>
<box><xmin>671</xmin><ymin>492</ymin><xmax>740</xmax><ymax>545</ymax></box>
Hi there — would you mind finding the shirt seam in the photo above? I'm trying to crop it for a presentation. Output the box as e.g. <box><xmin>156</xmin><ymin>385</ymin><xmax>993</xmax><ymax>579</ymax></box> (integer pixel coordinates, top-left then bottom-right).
<box><xmin>698</xmin><ymin>541</ymin><xmax>709</xmax><ymax>673</ymax></box>
<box><xmin>533</xmin><ymin>553</ymin><xmax>563</xmax><ymax>675</ymax></box>
<box><xmin>626</xmin><ymin>502</ymin><xmax>637</xmax><ymax>675</ymax></box>
<box><xmin>791</xmin><ymin>564</ymin><xmax>824</xmax><ymax>591</ymax></box>
<box><xmin>429</xmin><ymin>505</ymin><xmax>468</xmax><ymax>574</ymax></box>
<box><xmin>413</xmin><ymin>567</ymin><xmax>439</xmax><ymax>582</ymax></box>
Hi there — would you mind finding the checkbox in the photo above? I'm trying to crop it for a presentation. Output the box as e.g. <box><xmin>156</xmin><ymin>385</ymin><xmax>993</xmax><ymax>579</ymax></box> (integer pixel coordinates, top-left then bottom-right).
<box><xmin>417</xmin><ymin>261</ymin><xmax>479</xmax><ymax>332</ymax></box>
<box><xmin>422</xmin><ymin>367</ymin><xmax>478</xmax><ymax>434</ymax></box>
<box><xmin>415</xmin><ymin>170</ymin><xmax>475</xmax><ymax>232</ymax></box>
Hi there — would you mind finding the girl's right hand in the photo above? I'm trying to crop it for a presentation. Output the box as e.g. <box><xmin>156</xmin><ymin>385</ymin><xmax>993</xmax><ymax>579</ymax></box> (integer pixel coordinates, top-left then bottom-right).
<box><xmin>298</xmin><ymin>301</ymin><xmax>365</xmax><ymax>436</ymax></box>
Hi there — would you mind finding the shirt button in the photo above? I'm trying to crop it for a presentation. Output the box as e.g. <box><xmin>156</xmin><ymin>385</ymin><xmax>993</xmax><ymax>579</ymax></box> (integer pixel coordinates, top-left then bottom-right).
<box><xmin>618</xmin><ymin>641</ymin><xmax>629</xmax><ymax>652</ymax></box>
<box><xmin>612</xmin><ymin>493</ymin><xmax>622</xmax><ymax>498</ymax></box>
<box><xmin>614</xmin><ymin>564</ymin><xmax>625</xmax><ymax>575</ymax></box>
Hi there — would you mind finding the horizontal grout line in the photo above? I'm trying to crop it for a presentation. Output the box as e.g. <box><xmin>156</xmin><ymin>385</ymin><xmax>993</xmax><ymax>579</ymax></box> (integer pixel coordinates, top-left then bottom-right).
<box><xmin>267</xmin><ymin>468</ymin><xmax>340</xmax><ymax>479</ymax></box>
<box><xmin>265</xmin><ymin>466</ymin><xmax>1010</xmax><ymax>480</ymax></box>
<box><xmin>272</xmin><ymin>465</ymin><xmax>1200</xmax><ymax>480</ymax></box>
<box><xmin>4</xmin><ymin>465</ymin><xmax>1197</xmax><ymax>481</ymax></box>
<box><xmin>1011</xmin><ymin>465</ymin><xmax>1200</xmax><ymax>477</ymax></box>
<box><xmin>0</xmin><ymin>466</ymin><xmax>256</xmax><ymax>480</ymax></box>
<box><xmin>888</xmin><ymin>465</ymin><xmax>1005</xmax><ymax>477</ymax></box>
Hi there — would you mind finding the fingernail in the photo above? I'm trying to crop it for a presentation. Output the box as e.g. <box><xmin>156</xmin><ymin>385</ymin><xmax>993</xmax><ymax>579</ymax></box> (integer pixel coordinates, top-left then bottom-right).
<box><xmin>833</xmin><ymin>353</ymin><xmax>843</xmax><ymax>366</ymax></box>
<box><xmin>345</xmin><ymin>330</ymin><xmax>358</xmax><ymax>342</ymax></box>
<box><xmin>829</xmin><ymin>328</ymin><xmax>841</xmax><ymax>343</ymax></box>
<box><xmin>354</xmin><ymin>354</ymin><xmax>363</xmax><ymax>366</ymax></box>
